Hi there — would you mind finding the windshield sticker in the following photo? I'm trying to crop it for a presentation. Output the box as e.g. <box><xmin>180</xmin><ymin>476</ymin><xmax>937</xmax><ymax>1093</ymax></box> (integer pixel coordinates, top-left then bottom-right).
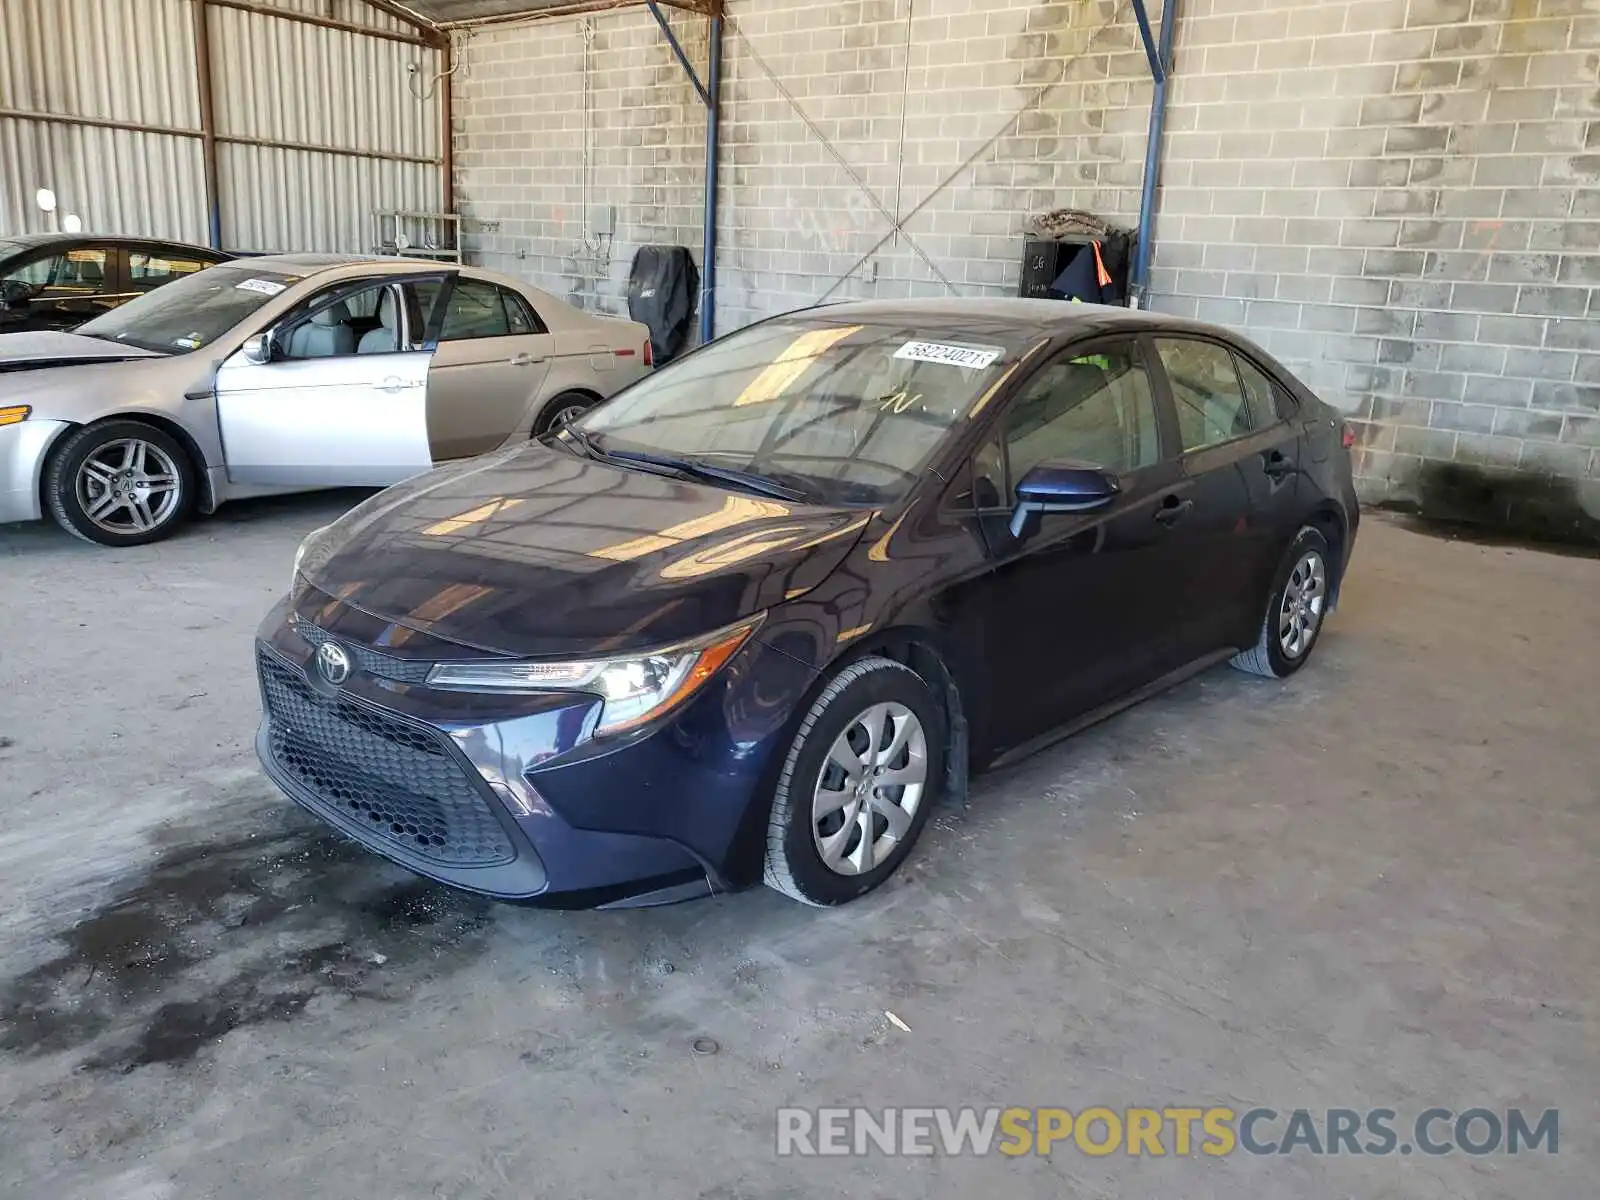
<box><xmin>172</xmin><ymin>336</ymin><xmax>201</xmax><ymax>349</ymax></box>
<box><xmin>893</xmin><ymin>341</ymin><xmax>1002</xmax><ymax>370</ymax></box>
<box><xmin>235</xmin><ymin>278</ymin><xmax>287</xmax><ymax>297</ymax></box>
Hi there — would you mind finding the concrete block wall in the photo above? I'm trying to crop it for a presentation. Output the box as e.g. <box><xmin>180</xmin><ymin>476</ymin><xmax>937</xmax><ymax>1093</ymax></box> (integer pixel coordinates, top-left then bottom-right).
<box><xmin>1152</xmin><ymin>0</ymin><xmax>1600</xmax><ymax>529</ymax></box>
<box><xmin>714</xmin><ymin>0</ymin><xmax>1155</xmax><ymax>326</ymax></box>
<box><xmin>449</xmin><ymin>7</ymin><xmax>707</xmax><ymax>313</ymax></box>
<box><xmin>450</xmin><ymin>0</ymin><xmax>1600</xmax><ymax>529</ymax></box>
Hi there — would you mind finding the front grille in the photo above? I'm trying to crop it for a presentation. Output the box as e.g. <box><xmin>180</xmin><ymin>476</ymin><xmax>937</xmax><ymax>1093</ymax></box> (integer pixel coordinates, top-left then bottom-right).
<box><xmin>292</xmin><ymin>616</ymin><xmax>435</xmax><ymax>685</ymax></box>
<box><xmin>259</xmin><ymin>649</ymin><xmax>515</xmax><ymax>868</ymax></box>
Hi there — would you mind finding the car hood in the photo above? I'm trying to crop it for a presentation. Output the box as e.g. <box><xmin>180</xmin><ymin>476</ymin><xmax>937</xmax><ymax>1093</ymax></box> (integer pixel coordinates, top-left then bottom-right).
<box><xmin>0</xmin><ymin>330</ymin><xmax>166</xmax><ymax>372</ymax></box>
<box><xmin>299</xmin><ymin>443</ymin><xmax>873</xmax><ymax>658</ymax></box>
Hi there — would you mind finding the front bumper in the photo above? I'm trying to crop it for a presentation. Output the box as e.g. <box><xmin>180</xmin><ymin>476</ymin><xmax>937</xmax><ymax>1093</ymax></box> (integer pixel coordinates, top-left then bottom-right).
<box><xmin>0</xmin><ymin>419</ymin><xmax>69</xmax><ymax>524</ymax></box>
<box><xmin>253</xmin><ymin>594</ymin><xmax>818</xmax><ymax>906</ymax></box>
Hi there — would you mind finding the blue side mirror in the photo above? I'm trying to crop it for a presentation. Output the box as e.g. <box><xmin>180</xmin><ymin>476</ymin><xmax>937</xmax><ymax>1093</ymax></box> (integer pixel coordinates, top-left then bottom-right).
<box><xmin>1009</xmin><ymin>462</ymin><xmax>1120</xmax><ymax>538</ymax></box>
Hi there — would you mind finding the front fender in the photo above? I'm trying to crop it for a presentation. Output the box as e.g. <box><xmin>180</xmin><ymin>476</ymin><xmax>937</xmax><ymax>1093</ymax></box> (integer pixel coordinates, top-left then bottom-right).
<box><xmin>0</xmin><ymin>418</ymin><xmax>70</xmax><ymax>523</ymax></box>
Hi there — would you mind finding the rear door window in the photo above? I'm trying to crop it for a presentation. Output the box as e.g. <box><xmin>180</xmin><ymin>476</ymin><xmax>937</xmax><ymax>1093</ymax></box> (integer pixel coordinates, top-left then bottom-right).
<box><xmin>1154</xmin><ymin>338</ymin><xmax>1260</xmax><ymax>452</ymax></box>
<box><xmin>440</xmin><ymin>279</ymin><xmax>511</xmax><ymax>340</ymax></box>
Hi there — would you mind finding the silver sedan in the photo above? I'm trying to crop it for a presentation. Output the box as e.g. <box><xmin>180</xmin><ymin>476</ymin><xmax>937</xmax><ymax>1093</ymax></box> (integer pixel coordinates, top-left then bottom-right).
<box><xmin>0</xmin><ymin>254</ymin><xmax>653</xmax><ymax>545</ymax></box>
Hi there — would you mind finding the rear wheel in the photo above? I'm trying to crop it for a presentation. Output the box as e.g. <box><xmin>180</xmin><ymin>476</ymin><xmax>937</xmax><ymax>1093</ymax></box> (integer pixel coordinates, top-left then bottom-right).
<box><xmin>1231</xmin><ymin>526</ymin><xmax>1331</xmax><ymax>679</ymax></box>
<box><xmin>764</xmin><ymin>656</ymin><xmax>944</xmax><ymax>907</ymax></box>
<box><xmin>533</xmin><ymin>391</ymin><xmax>598</xmax><ymax>436</ymax></box>
<box><xmin>45</xmin><ymin>420</ymin><xmax>195</xmax><ymax>546</ymax></box>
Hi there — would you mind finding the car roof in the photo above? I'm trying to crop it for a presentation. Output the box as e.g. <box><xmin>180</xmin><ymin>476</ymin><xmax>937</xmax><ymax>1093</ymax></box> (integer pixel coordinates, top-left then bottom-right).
<box><xmin>0</xmin><ymin>233</ymin><xmax>222</xmax><ymax>252</ymax></box>
<box><xmin>806</xmin><ymin>296</ymin><xmax>1220</xmax><ymax>340</ymax></box>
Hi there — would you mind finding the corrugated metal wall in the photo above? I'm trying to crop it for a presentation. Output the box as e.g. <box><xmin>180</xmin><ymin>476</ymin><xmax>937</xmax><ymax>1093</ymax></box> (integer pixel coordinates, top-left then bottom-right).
<box><xmin>0</xmin><ymin>0</ymin><xmax>206</xmax><ymax>239</ymax></box>
<box><xmin>0</xmin><ymin>0</ymin><xmax>443</xmax><ymax>252</ymax></box>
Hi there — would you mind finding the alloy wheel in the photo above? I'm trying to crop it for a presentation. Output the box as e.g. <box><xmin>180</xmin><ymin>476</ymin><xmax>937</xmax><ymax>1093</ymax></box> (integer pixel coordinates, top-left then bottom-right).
<box><xmin>1278</xmin><ymin>549</ymin><xmax>1327</xmax><ymax>660</ymax></box>
<box><xmin>75</xmin><ymin>438</ymin><xmax>182</xmax><ymax>535</ymax></box>
<box><xmin>812</xmin><ymin>701</ymin><xmax>928</xmax><ymax>876</ymax></box>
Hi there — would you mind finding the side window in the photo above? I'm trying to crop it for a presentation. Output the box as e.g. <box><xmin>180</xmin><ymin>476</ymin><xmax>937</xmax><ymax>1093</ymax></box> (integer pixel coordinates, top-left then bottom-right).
<box><xmin>129</xmin><ymin>252</ymin><xmax>212</xmax><ymax>292</ymax></box>
<box><xmin>1235</xmin><ymin>354</ymin><xmax>1295</xmax><ymax>423</ymax></box>
<box><xmin>999</xmin><ymin>342</ymin><xmax>1161</xmax><ymax>498</ymax></box>
<box><xmin>4</xmin><ymin>249</ymin><xmax>108</xmax><ymax>295</ymax></box>
<box><xmin>281</xmin><ymin>282</ymin><xmax>390</xmax><ymax>360</ymax></box>
<box><xmin>440</xmin><ymin>279</ymin><xmax>511</xmax><ymax>340</ymax></box>
<box><xmin>1155</xmin><ymin>339</ymin><xmax>1257</xmax><ymax>452</ymax></box>
<box><xmin>501</xmin><ymin>287</ymin><xmax>543</xmax><ymax>335</ymax></box>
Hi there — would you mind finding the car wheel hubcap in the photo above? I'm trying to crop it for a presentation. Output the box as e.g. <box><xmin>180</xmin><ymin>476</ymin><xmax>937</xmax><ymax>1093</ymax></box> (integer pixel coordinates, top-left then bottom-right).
<box><xmin>1278</xmin><ymin>550</ymin><xmax>1327</xmax><ymax>660</ymax></box>
<box><xmin>812</xmin><ymin>701</ymin><xmax>927</xmax><ymax>876</ymax></box>
<box><xmin>76</xmin><ymin>439</ymin><xmax>181</xmax><ymax>534</ymax></box>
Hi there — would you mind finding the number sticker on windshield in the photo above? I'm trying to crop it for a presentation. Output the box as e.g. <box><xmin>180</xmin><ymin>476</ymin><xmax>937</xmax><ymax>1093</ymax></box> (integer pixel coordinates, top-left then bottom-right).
<box><xmin>893</xmin><ymin>341</ymin><xmax>1002</xmax><ymax>370</ymax></box>
<box><xmin>235</xmin><ymin>278</ymin><xmax>287</xmax><ymax>296</ymax></box>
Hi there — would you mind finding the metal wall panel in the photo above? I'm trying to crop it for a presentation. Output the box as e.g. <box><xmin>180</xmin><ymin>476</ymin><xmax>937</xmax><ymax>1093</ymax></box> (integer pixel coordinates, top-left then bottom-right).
<box><xmin>219</xmin><ymin>142</ymin><xmax>441</xmax><ymax>252</ymax></box>
<box><xmin>211</xmin><ymin>4</ymin><xmax>442</xmax><ymax>158</ymax></box>
<box><xmin>0</xmin><ymin>0</ymin><xmax>445</xmax><ymax>250</ymax></box>
<box><xmin>0</xmin><ymin>0</ymin><xmax>200</xmax><ymax>126</ymax></box>
<box><xmin>0</xmin><ymin>118</ymin><xmax>207</xmax><ymax>240</ymax></box>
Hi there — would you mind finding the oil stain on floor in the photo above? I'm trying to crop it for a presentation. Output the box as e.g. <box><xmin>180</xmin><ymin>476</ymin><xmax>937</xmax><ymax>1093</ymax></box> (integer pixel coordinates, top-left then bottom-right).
<box><xmin>0</xmin><ymin>815</ymin><xmax>495</xmax><ymax>1074</ymax></box>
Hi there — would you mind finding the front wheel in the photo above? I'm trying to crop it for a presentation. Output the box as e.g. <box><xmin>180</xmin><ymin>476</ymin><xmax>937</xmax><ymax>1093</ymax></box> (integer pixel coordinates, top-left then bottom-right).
<box><xmin>1230</xmin><ymin>526</ymin><xmax>1332</xmax><ymax>679</ymax></box>
<box><xmin>44</xmin><ymin>420</ymin><xmax>195</xmax><ymax>546</ymax></box>
<box><xmin>764</xmin><ymin>656</ymin><xmax>944</xmax><ymax>907</ymax></box>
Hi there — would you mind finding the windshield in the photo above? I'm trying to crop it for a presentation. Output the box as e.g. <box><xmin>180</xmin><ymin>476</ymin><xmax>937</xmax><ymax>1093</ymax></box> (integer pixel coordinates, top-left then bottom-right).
<box><xmin>575</xmin><ymin>314</ymin><xmax>1038</xmax><ymax>506</ymax></box>
<box><xmin>76</xmin><ymin>262</ymin><xmax>301</xmax><ymax>353</ymax></box>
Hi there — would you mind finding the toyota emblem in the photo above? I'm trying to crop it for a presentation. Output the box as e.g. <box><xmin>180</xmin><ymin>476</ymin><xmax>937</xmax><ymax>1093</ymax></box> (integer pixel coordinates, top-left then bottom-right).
<box><xmin>315</xmin><ymin>641</ymin><xmax>353</xmax><ymax>686</ymax></box>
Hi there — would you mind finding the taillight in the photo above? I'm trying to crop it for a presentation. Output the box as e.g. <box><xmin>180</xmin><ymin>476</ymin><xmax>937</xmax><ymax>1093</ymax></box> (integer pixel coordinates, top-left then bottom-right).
<box><xmin>1341</xmin><ymin>422</ymin><xmax>1356</xmax><ymax>450</ymax></box>
<box><xmin>643</xmin><ymin>340</ymin><xmax>654</xmax><ymax>367</ymax></box>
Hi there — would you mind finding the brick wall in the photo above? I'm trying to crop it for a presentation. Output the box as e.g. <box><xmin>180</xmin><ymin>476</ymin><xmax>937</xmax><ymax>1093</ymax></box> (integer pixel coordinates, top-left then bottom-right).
<box><xmin>450</xmin><ymin>0</ymin><xmax>1600</xmax><ymax>527</ymax></box>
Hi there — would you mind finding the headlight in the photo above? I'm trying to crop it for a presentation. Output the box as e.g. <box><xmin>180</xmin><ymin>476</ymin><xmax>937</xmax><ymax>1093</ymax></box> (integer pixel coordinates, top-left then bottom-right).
<box><xmin>292</xmin><ymin>523</ymin><xmax>333</xmax><ymax>591</ymax></box>
<box><xmin>426</xmin><ymin>614</ymin><xmax>763</xmax><ymax>737</ymax></box>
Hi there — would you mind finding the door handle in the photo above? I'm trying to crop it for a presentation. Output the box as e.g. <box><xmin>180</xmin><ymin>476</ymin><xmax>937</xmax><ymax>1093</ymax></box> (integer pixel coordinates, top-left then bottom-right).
<box><xmin>1262</xmin><ymin>450</ymin><xmax>1295</xmax><ymax>480</ymax></box>
<box><xmin>1154</xmin><ymin>496</ymin><xmax>1194</xmax><ymax>527</ymax></box>
<box><xmin>509</xmin><ymin>353</ymin><xmax>543</xmax><ymax>367</ymax></box>
<box><xmin>375</xmin><ymin>377</ymin><xmax>415</xmax><ymax>394</ymax></box>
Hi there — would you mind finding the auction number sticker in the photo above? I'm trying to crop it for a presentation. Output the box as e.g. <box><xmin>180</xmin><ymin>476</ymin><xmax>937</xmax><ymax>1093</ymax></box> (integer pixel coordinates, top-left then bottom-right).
<box><xmin>236</xmin><ymin>278</ymin><xmax>287</xmax><ymax>296</ymax></box>
<box><xmin>893</xmin><ymin>341</ymin><xmax>1002</xmax><ymax>370</ymax></box>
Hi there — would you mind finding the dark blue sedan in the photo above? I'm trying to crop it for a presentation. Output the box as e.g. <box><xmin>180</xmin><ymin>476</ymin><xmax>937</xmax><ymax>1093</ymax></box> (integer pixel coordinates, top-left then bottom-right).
<box><xmin>255</xmin><ymin>298</ymin><xmax>1359</xmax><ymax>908</ymax></box>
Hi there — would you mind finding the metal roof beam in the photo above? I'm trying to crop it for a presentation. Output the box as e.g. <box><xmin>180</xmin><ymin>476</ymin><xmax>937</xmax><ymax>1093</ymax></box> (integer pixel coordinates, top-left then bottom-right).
<box><xmin>206</xmin><ymin>0</ymin><xmax>438</xmax><ymax>47</ymax></box>
<box><xmin>435</xmin><ymin>0</ymin><xmax>713</xmax><ymax>30</ymax></box>
<box><xmin>359</xmin><ymin>0</ymin><xmax>444</xmax><ymax>37</ymax></box>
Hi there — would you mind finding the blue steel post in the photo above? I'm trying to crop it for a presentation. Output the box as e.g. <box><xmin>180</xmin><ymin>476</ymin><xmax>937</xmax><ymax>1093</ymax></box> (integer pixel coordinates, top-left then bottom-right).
<box><xmin>646</xmin><ymin>2</ymin><xmax>721</xmax><ymax>343</ymax></box>
<box><xmin>1131</xmin><ymin>0</ymin><xmax>1178</xmax><ymax>308</ymax></box>
<box><xmin>701</xmin><ymin>11</ymin><xmax>722</xmax><ymax>344</ymax></box>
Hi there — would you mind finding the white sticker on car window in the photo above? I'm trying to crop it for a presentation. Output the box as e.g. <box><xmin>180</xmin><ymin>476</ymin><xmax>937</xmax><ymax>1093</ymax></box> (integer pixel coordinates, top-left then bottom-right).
<box><xmin>172</xmin><ymin>336</ymin><xmax>201</xmax><ymax>349</ymax></box>
<box><xmin>235</xmin><ymin>278</ymin><xmax>287</xmax><ymax>296</ymax></box>
<box><xmin>893</xmin><ymin>341</ymin><xmax>1002</xmax><ymax>370</ymax></box>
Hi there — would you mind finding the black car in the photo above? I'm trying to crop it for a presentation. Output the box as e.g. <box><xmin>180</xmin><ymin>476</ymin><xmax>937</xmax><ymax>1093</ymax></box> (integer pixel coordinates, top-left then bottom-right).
<box><xmin>0</xmin><ymin>234</ymin><xmax>230</xmax><ymax>333</ymax></box>
<box><xmin>256</xmin><ymin>299</ymin><xmax>1359</xmax><ymax>909</ymax></box>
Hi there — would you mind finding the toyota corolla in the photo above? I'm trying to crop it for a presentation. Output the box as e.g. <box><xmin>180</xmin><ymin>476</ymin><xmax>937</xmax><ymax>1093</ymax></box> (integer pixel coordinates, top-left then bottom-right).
<box><xmin>255</xmin><ymin>298</ymin><xmax>1359</xmax><ymax>908</ymax></box>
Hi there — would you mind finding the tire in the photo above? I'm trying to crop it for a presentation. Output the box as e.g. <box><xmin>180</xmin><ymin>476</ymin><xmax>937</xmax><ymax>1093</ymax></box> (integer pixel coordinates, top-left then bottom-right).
<box><xmin>532</xmin><ymin>391</ymin><xmax>599</xmax><ymax>436</ymax></box>
<box><xmin>1230</xmin><ymin>526</ymin><xmax>1332</xmax><ymax>679</ymax></box>
<box><xmin>764</xmin><ymin>656</ymin><xmax>945</xmax><ymax>907</ymax></box>
<box><xmin>45</xmin><ymin>419</ymin><xmax>196</xmax><ymax>547</ymax></box>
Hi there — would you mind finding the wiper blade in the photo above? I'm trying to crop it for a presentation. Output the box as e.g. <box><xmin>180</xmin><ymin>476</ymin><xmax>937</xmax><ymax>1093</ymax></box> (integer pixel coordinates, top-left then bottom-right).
<box><xmin>602</xmin><ymin>449</ymin><xmax>807</xmax><ymax>503</ymax></box>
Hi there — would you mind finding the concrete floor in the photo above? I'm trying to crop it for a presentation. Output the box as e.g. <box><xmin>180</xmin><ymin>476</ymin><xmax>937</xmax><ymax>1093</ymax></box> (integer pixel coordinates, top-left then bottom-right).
<box><xmin>0</xmin><ymin>499</ymin><xmax>1593</xmax><ymax>1199</ymax></box>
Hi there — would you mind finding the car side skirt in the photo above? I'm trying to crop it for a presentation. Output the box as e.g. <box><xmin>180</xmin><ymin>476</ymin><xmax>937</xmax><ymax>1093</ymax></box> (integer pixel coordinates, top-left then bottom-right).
<box><xmin>986</xmin><ymin>647</ymin><xmax>1239</xmax><ymax>772</ymax></box>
